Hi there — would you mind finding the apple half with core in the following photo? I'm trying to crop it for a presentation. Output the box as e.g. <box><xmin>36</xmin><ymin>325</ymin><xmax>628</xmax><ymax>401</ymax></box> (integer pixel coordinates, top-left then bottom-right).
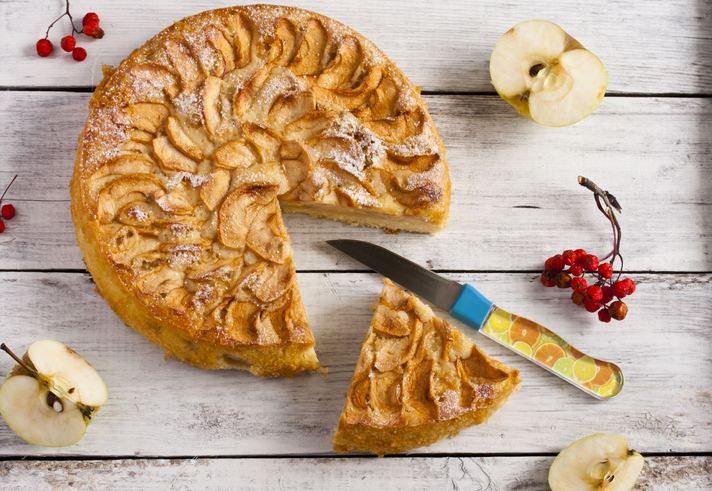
<box><xmin>0</xmin><ymin>340</ymin><xmax>108</xmax><ymax>447</ymax></box>
<box><xmin>549</xmin><ymin>433</ymin><xmax>645</xmax><ymax>491</ymax></box>
<box><xmin>490</xmin><ymin>20</ymin><xmax>607</xmax><ymax>127</ymax></box>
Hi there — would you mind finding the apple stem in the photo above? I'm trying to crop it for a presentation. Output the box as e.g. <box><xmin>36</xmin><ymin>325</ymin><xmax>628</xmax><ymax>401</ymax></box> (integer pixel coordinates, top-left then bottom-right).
<box><xmin>578</xmin><ymin>176</ymin><xmax>624</xmax><ymax>277</ymax></box>
<box><xmin>0</xmin><ymin>343</ymin><xmax>40</xmax><ymax>378</ymax></box>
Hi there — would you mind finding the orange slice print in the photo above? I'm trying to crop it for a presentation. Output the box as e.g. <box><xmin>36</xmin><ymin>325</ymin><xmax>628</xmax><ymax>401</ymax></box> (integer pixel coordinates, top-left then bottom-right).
<box><xmin>567</xmin><ymin>345</ymin><xmax>586</xmax><ymax>360</ymax></box>
<box><xmin>509</xmin><ymin>316</ymin><xmax>542</xmax><ymax>347</ymax></box>
<box><xmin>534</xmin><ymin>343</ymin><xmax>566</xmax><ymax>368</ymax></box>
<box><xmin>590</xmin><ymin>361</ymin><xmax>614</xmax><ymax>386</ymax></box>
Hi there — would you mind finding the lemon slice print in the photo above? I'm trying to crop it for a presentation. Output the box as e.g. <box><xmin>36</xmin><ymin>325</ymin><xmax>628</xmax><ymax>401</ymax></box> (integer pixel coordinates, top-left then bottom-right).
<box><xmin>573</xmin><ymin>356</ymin><xmax>598</xmax><ymax>383</ymax></box>
<box><xmin>513</xmin><ymin>341</ymin><xmax>532</xmax><ymax>356</ymax></box>
<box><xmin>486</xmin><ymin>309</ymin><xmax>512</xmax><ymax>335</ymax></box>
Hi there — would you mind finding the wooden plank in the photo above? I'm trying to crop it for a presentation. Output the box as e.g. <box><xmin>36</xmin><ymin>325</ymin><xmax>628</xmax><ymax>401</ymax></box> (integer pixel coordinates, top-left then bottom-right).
<box><xmin>0</xmin><ymin>92</ymin><xmax>709</xmax><ymax>272</ymax></box>
<box><xmin>1</xmin><ymin>455</ymin><xmax>709</xmax><ymax>490</ymax></box>
<box><xmin>1</xmin><ymin>0</ymin><xmax>710</xmax><ymax>94</ymax></box>
<box><xmin>0</xmin><ymin>271</ymin><xmax>708</xmax><ymax>457</ymax></box>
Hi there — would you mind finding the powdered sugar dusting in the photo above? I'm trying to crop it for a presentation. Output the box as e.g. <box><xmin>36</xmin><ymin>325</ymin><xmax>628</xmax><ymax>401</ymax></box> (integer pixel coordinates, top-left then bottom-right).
<box><xmin>403</xmin><ymin>154</ymin><xmax>445</xmax><ymax>191</ymax></box>
<box><xmin>166</xmin><ymin>171</ymin><xmax>211</xmax><ymax>189</ymax></box>
<box><xmin>82</xmin><ymin>108</ymin><xmax>129</xmax><ymax>171</ymax></box>
<box><xmin>126</xmin><ymin>205</ymin><xmax>149</xmax><ymax>221</ymax></box>
<box><xmin>386</xmin><ymin>120</ymin><xmax>439</xmax><ymax>157</ymax></box>
<box><xmin>328</xmin><ymin>112</ymin><xmax>387</xmax><ymax>170</ymax></box>
<box><xmin>173</xmin><ymin>87</ymin><xmax>202</xmax><ymax>123</ymax></box>
<box><xmin>436</xmin><ymin>389</ymin><xmax>467</xmax><ymax>419</ymax></box>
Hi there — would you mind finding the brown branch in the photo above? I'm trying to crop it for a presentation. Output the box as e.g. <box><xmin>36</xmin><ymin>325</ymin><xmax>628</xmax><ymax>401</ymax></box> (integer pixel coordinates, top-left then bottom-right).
<box><xmin>578</xmin><ymin>176</ymin><xmax>623</xmax><ymax>274</ymax></box>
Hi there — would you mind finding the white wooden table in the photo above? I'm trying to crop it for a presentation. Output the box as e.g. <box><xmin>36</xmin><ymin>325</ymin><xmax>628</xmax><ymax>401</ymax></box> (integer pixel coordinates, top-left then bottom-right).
<box><xmin>1</xmin><ymin>0</ymin><xmax>710</xmax><ymax>489</ymax></box>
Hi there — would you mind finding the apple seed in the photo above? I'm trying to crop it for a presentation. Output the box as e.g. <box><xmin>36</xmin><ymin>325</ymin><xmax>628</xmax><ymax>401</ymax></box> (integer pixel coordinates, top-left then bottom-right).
<box><xmin>529</xmin><ymin>63</ymin><xmax>544</xmax><ymax>77</ymax></box>
<box><xmin>46</xmin><ymin>391</ymin><xmax>63</xmax><ymax>412</ymax></box>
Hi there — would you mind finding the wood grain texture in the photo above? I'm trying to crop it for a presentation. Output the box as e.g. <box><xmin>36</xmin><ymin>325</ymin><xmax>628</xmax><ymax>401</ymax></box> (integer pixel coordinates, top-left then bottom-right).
<box><xmin>0</xmin><ymin>272</ymin><xmax>708</xmax><ymax>457</ymax></box>
<box><xmin>1</xmin><ymin>1</ymin><xmax>710</xmax><ymax>487</ymax></box>
<box><xmin>1</xmin><ymin>0</ymin><xmax>711</xmax><ymax>93</ymax></box>
<box><xmin>0</xmin><ymin>92</ymin><xmax>709</xmax><ymax>272</ymax></box>
<box><xmin>0</xmin><ymin>455</ymin><xmax>709</xmax><ymax>490</ymax></box>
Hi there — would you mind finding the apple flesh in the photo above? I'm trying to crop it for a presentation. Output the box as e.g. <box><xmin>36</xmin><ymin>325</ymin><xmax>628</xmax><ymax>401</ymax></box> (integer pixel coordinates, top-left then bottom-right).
<box><xmin>0</xmin><ymin>340</ymin><xmax>108</xmax><ymax>447</ymax></box>
<box><xmin>490</xmin><ymin>20</ymin><xmax>607</xmax><ymax>127</ymax></box>
<box><xmin>549</xmin><ymin>433</ymin><xmax>644</xmax><ymax>491</ymax></box>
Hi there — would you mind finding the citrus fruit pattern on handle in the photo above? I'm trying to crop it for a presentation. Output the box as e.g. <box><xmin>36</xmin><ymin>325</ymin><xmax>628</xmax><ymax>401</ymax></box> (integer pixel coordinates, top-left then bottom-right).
<box><xmin>482</xmin><ymin>307</ymin><xmax>623</xmax><ymax>397</ymax></box>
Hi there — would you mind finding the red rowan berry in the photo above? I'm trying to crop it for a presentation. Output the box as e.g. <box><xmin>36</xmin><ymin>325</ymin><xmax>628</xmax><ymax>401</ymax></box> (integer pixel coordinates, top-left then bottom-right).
<box><xmin>0</xmin><ymin>220</ymin><xmax>4</xmax><ymax>233</ymax></box>
<box><xmin>623</xmin><ymin>278</ymin><xmax>636</xmax><ymax>295</ymax></box>
<box><xmin>82</xmin><ymin>13</ymin><xmax>100</xmax><ymax>27</ymax></box>
<box><xmin>581</xmin><ymin>254</ymin><xmax>600</xmax><ymax>272</ymax></box>
<box><xmin>60</xmin><ymin>35</ymin><xmax>76</xmax><ymax>52</ymax></box>
<box><xmin>545</xmin><ymin>254</ymin><xmax>565</xmax><ymax>271</ymax></box>
<box><xmin>601</xmin><ymin>285</ymin><xmax>614</xmax><ymax>304</ymax></box>
<box><xmin>83</xmin><ymin>23</ymin><xmax>99</xmax><ymax>36</ymax></box>
<box><xmin>584</xmin><ymin>300</ymin><xmax>602</xmax><ymax>313</ymax></box>
<box><xmin>598</xmin><ymin>262</ymin><xmax>613</xmax><ymax>279</ymax></box>
<box><xmin>573</xmin><ymin>249</ymin><xmax>587</xmax><ymax>262</ymax></box>
<box><xmin>585</xmin><ymin>285</ymin><xmax>603</xmax><ymax>303</ymax></box>
<box><xmin>1</xmin><ymin>204</ymin><xmax>15</xmax><ymax>220</ymax></box>
<box><xmin>569</xmin><ymin>263</ymin><xmax>583</xmax><ymax>276</ymax></box>
<box><xmin>570</xmin><ymin>277</ymin><xmax>587</xmax><ymax>292</ymax></box>
<box><xmin>36</xmin><ymin>39</ymin><xmax>53</xmax><ymax>57</ymax></box>
<box><xmin>598</xmin><ymin>309</ymin><xmax>612</xmax><ymax>323</ymax></box>
<box><xmin>611</xmin><ymin>281</ymin><xmax>628</xmax><ymax>298</ymax></box>
<box><xmin>72</xmin><ymin>47</ymin><xmax>87</xmax><ymax>61</ymax></box>
<box><xmin>562</xmin><ymin>250</ymin><xmax>576</xmax><ymax>266</ymax></box>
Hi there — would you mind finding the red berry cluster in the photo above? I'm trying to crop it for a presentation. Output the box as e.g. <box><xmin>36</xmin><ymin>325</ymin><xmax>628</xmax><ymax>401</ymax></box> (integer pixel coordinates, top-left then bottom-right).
<box><xmin>35</xmin><ymin>1</ymin><xmax>104</xmax><ymax>62</ymax></box>
<box><xmin>541</xmin><ymin>249</ymin><xmax>636</xmax><ymax>322</ymax></box>
<box><xmin>0</xmin><ymin>176</ymin><xmax>18</xmax><ymax>234</ymax></box>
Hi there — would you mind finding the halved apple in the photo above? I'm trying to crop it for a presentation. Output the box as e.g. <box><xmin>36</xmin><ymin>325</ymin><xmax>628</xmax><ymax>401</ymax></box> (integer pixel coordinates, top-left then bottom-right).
<box><xmin>549</xmin><ymin>433</ymin><xmax>645</xmax><ymax>491</ymax></box>
<box><xmin>490</xmin><ymin>20</ymin><xmax>607</xmax><ymax>127</ymax></box>
<box><xmin>0</xmin><ymin>340</ymin><xmax>108</xmax><ymax>447</ymax></box>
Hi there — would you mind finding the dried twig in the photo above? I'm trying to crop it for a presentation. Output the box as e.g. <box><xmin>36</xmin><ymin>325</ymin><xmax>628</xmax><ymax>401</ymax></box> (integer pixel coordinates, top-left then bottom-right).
<box><xmin>578</xmin><ymin>176</ymin><xmax>623</xmax><ymax>276</ymax></box>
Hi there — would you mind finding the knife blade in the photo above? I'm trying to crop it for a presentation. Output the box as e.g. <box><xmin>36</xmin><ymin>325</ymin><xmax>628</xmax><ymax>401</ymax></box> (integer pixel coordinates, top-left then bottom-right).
<box><xmin>327</xmin><ymin>239</ymin><xmax>623</xmax><ymax>400</ymax></box>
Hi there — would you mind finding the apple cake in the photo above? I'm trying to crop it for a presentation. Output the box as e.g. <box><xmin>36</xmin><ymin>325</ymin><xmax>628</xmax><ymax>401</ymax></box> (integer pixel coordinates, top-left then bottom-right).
<box><xmin>71</xmin><ymin>6</ymin><xmax>451</xmax><ymax>377</ymax></box>
<box><xmin>333</xmin><ymin>279</ymin><xmax>521</xmax><ymax>455</ymax></box>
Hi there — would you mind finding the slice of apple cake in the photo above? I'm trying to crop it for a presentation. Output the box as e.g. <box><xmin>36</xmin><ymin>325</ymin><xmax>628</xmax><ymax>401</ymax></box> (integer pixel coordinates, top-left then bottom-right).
<box><xmin>333</xmin><ymin>279</ymin><xmax>521</xmax><ymax>455</ymax></box>
<box><xmin>71</xmin><ymin>6</ymin><xmax>451</xmax><ymax>377</ymax></box>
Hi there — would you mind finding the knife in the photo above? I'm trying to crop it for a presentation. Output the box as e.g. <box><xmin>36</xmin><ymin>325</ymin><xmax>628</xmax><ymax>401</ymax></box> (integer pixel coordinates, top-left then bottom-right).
<box><xmin>327</xmin><ymin>239</ymin><xmax>623</xmax><ymax>400</ymax></box>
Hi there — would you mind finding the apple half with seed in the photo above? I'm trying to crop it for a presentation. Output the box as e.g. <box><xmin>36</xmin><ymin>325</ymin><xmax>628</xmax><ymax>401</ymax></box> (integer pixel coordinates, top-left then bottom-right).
<box><xmin>0</xmin><ymin>340</ymin><xmax>108</xmax><ymax>447</ymax></box>
<box><xmin>549</xmin><ymin>433</ymin><xmax>645</xmax><ymax>491</ymax></box>
<box><xmin>490</xmin><ymin>20</ymin><xmax>607</xmax><ymax>127</ymax></box>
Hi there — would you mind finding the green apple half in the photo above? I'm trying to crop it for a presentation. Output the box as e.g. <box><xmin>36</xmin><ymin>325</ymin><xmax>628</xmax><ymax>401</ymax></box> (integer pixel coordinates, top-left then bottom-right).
<box><xmin>490</xmin><ymin>20</ymin><xmax>607</xmax><ymax>127</ymax></box>
<box><xmin>549</xmin><ymin>433</ymin><xmax>645</xmax><ymax>491</ymax></box>
<box><xmin>0</xmin><ymin>340</ymin><xmax>108</xmax><ymax>447</ymax></box>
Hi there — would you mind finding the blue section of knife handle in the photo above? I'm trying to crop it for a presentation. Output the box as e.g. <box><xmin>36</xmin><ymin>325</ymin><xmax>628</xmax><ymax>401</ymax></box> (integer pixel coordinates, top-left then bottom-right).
<box><xmin>449</xmin><ymin>284</ymin><xmax>494</xmax><ymax>330</ymax></box>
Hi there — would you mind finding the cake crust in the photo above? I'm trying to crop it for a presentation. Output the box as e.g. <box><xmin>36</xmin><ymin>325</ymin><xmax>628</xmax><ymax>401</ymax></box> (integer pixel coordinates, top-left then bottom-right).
<box><xmin>71</xmin><ymin>5</ymin><xmax>451</xmax><ymax>377</ymax></box>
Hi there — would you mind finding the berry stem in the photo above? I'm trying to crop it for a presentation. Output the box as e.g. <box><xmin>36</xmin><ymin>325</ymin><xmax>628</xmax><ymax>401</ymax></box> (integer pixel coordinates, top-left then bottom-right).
<box><xmin>44</xmin><ymin>0</ymin><xmax>82</xmax><ymax>38</ymax></box>
<box><xmin>578</xmin><ymin>176</ymin><xmax>624</xmax><ymax>275</ymax></box>
<box><xmin>0</xmin><ymin>174</ymin><xmax>17</xmax><ymax>204</ymax></box>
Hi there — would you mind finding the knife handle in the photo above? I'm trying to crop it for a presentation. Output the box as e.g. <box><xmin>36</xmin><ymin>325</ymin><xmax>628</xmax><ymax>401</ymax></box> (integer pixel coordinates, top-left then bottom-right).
<box><xmin>450</xmin><ymin>285</ymin><xmax>624</xmax><ymax>400</ymax></box>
